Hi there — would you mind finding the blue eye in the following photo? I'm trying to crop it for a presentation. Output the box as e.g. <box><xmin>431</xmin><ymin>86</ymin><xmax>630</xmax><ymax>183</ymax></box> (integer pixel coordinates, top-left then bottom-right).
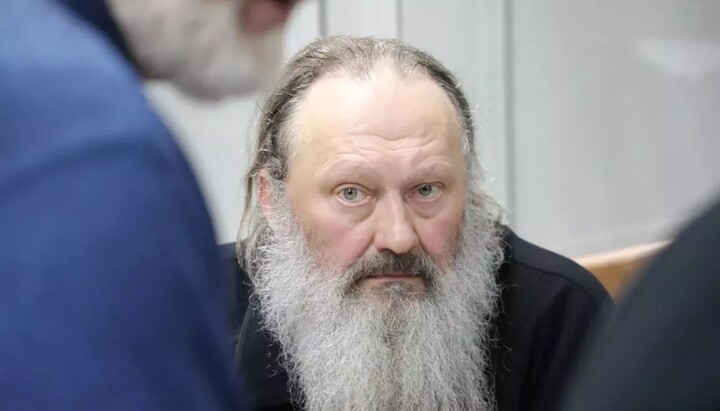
<box><xmin>339</xmin><ymin>187</ymin><xmax>366</xmax><ymax>203</ymax></box>
<box><xmin>415</xmin><ymin>184</ymin><xmax>441</xmax><ymax>199</ymax></box>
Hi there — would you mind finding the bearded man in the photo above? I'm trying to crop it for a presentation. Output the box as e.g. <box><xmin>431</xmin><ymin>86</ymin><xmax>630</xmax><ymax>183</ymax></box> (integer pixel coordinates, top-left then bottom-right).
<box><xmin>224</xmin><ymin>36</ymin><xmax>611</xmax><ymax>411</ymax></box>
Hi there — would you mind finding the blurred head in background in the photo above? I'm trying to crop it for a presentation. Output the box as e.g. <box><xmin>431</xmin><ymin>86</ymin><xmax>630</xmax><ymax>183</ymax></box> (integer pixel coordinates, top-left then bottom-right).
<box><xmin>106</xmin><ymin>0</ymin><xmax>298</xmax><ymax>98</ymax></box>
<box><xmin>239</xmin><ymin>36</ymin><xmax>504</xmax><ymax>410</ymax></box>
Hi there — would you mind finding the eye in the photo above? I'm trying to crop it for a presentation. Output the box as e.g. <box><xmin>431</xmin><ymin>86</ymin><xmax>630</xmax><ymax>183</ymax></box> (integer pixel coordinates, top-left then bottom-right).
<box><xmin>414</xmin><ymin>184</ymin><xmax>441</xmax><ymax>200</ymax></box>
<box><xmin>338</xmin><ymin>186</ymin><xmax>367</xmax><ymax>204</ymax></box>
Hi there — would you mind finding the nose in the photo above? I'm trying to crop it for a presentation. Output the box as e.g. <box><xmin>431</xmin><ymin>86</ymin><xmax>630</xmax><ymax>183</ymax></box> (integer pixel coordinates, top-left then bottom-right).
<box><xmin>373</xmin><ymin>192</ymin><xmax>420</xmax><ymax>255</ymax></box>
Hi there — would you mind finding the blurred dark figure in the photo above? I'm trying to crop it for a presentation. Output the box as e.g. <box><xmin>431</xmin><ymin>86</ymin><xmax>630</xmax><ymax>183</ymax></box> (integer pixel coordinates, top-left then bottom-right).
<box><xmin>0</xmin><ymin>0</ymin><xmax>297</xmax><ymax>409</ymax></box>
<box><xmin>564</xmin><ymin>196</ymin><xmax>720</xmax><ymax>410</ymax></box>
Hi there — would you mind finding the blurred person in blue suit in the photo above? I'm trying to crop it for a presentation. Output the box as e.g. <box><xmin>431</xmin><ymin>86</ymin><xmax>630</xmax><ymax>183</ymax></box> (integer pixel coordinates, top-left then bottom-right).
<box><xmin>0</xmin><ymin>0</ymin><xmax>298</xmax><ymax>409</ymax></box>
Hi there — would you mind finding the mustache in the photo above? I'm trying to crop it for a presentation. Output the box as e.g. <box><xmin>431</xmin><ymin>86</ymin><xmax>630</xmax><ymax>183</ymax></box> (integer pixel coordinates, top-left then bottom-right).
<box><xmin>343</xmin><ymin>250</ymin><xmax>442</xmax><ymax>285</ymax></box>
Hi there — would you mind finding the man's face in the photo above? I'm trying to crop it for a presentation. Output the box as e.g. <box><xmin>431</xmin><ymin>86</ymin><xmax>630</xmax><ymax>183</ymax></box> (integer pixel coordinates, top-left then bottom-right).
<box><xmin>280</xmin><ymin>66</ymin><xmax>468</xmax><ymax>295</ymax></box>
<box><xmin>108</xmin><ymin>0</ymin><xmax>299</xmax><ymax>98</ymax></box>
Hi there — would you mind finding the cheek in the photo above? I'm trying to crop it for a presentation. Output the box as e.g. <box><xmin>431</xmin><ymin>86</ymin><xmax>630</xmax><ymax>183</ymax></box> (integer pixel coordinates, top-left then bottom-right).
<box><xmin>415</xmin><ymin>202</ymin><xmax>464</xmax><ymax>266</ymax></box>
<box><xmin>288</xmin><ymin>193</ymin><xmax>372</xmax><ymax>268</ymax></box>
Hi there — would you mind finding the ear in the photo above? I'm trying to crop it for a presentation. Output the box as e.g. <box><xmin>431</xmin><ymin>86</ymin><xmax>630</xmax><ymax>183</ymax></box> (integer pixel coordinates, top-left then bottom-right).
<box><xmin>258</xmin><ymin>171</ymin><xmax>280</xmax><ymax>232</ymax></box>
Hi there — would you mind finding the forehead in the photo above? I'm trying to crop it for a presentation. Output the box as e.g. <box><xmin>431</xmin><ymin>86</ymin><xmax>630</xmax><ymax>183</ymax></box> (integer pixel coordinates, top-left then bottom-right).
<box><xmin>291</xmin><ymin>65</ymin><xmax>464</xmax><ymax>160</ymax></box>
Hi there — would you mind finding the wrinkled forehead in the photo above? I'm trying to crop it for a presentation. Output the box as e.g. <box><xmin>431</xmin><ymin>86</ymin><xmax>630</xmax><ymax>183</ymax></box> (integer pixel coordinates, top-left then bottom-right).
<box><xmin>286</xmin><ymin>66</ymin><xmax>465</xmax><ymax>164</ymax></box>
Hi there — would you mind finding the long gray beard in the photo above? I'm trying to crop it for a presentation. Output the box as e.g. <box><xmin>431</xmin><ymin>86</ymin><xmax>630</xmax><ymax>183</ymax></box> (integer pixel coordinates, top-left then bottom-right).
<box><xmin>251</xmin><ymin>197</ymin><xmax>503</xmax><ymax>411</ymax></box>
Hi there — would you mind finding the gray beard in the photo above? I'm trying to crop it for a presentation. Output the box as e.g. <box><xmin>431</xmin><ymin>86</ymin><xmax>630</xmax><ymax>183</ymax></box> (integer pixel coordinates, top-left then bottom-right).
<box><xmin>251</xmin><ymin>196</ymin><xmax>503</xmax><ymax>411</ymax></box>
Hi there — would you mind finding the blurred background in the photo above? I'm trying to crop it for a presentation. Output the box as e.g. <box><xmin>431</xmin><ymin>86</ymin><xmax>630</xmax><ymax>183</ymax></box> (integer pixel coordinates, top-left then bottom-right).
<box><xmin>146</xmin><ymin>0</ymin><xmax>720</xmax><ymax>259</ymax></box>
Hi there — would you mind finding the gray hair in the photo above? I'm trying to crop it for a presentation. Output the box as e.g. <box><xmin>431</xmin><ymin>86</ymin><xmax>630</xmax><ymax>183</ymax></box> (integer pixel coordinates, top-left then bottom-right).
<box><xmin>238</xmin><ymin>35</ymin><xmax>496</xmax><ymax>272</ymax></box>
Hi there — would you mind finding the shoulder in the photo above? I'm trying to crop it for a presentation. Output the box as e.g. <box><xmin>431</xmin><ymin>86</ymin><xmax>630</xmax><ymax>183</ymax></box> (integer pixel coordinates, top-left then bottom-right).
<box><xmin>219</xmin><ymin>243</ymin><xmax>252</xmax><ymax>333</ymax></box>
<box><xmin>0</xmin><ymin>0</ymin><xmax>180</xmax><ymax>182</ymax></box>
<box><xmin>220</xmin><ymin>242</ymin><xmax>247</xmax><ymax>292</ymax></box>
<box><xmin>0</xmin><ymin>0</ymin><xmax>207</xmax><ymax>220</ymax></box>
<box><xmin>1</xmin><ymin>0</ymin><xmax>146</xmax><ymax>114</ymax></box>
<box><xmin>0</xmin><ymin>0</ymin><xmax>214</xmax><ymax>269</ymax></box>
<box><xmin>492</xmin><ymin>228</ymin><xmax>612</xmax><ymax>410</ymax></box>
<box><xmin>500</xmin><ymin>227</ymin><xmax>610</xmax><ymax>309</ymax></box>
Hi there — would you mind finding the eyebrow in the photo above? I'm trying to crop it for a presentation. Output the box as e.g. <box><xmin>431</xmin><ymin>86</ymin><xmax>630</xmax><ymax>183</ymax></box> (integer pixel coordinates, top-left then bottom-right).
<box><xmin>317</xmin><ymin>157</ymin><xmax>381</xmax><ymax>182</ymax></box>
<box><xmin>317</xmin><ymin>157</ymin><xmax>457</xmax><ymax>186</ymax></box>
<box><xmin>406</xmin><ymin>163</ymin><xmax>457</xmax><ymax>183</ymax></box>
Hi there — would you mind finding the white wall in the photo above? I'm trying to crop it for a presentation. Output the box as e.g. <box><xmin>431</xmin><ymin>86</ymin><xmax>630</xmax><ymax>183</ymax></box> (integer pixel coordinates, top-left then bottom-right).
<box><xmin>511</xmin><ymin>0</ymin><xmax>720</xmax><ymax>255</ymax></box>
<box><xmin>147</xmin><ymin>0</ymin><xmax>720</xmax><ymax>256</ymax></box>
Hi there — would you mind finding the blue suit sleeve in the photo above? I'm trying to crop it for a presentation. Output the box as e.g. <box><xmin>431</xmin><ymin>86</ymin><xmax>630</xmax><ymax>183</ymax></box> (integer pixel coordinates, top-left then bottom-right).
<box><xmin>0</xmin><ymin>140</ymin><xmax>246</xmax><ymax>410</ymax></box>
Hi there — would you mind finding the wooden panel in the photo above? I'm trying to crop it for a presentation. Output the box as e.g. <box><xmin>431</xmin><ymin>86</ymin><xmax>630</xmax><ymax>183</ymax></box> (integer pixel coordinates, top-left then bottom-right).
<box><xmin>575</xmin><ymin>241</ymin><xmax>669</xmax><ymax>297</ymax></box>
